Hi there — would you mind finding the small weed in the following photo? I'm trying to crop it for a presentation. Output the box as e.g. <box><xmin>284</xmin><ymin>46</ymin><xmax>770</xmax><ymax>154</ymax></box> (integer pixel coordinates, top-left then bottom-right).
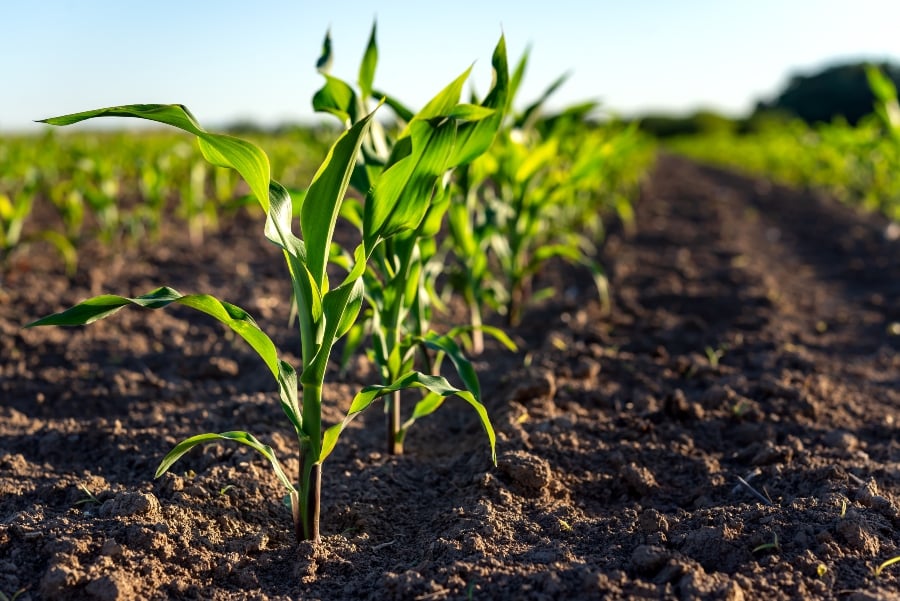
<box><xmin>74</xmin><ymin>483</ymin><xmax>101</xmax><ymax>507</ymax></box>
<box><xmin>752</xmin><ymin>534</ymin><xmax>781</xmax><ymax>554</ymax></box>
<box><xmin>731</xmin><ymin>399</ymin><xmax>751</xmax><ymax>418</ymax></box>
<box><xmin>874</xmin><ymin>555</ymin><xmax>900</xmax><ymax>577</ymax></box>
<box><xmin>704</xmin><ymin>345</ymin><xmax>725</xmax><ymax>368</ymax></box>
<box><xmin>466</xmin><ymin>581</ymin><xmax>476</xmax><ymax>601</ymax></box>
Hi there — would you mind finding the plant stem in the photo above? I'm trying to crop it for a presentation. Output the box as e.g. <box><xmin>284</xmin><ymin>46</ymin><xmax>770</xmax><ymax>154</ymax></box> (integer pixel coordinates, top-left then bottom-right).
<box><xmin>297</xmin><ymin>382</ymin><xmax>323</xmax><ymax>543</ymax></box>
<box><xmin>388</xmin><ymin>390</ymin><xmax>403</xmax><ymax>455</ymax></box>
<box><xmin>467</xmin><ymin>291</ymin><xmax>484</xmax><ymax>355</ymax></box>
<box><xmin>383</xmin><ymin>238</ymin><xmax>416</xmax><ymax>455</ymax></box>
<box><xmin>508</xmin><ymin>275</ymin><xmax>524</xmax><ymax>327</ymax></box>
<box><xmin>296</xmin><ymin>450</ymin><xmax>322</xmax><ymax>543</ymax></box>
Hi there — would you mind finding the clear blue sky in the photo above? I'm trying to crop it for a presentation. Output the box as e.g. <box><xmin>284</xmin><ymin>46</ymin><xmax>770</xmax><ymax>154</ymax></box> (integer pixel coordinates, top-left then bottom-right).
<box><xmin>3</xmin><ymin>1</ymin><xmax>899</xmax><ymax>132</ymax></box>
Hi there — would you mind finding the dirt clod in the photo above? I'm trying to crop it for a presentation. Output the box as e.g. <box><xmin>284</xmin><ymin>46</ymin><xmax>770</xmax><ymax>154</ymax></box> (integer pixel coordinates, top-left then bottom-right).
<box><xmin>497</xmin><ymin>450</ymin><xmax>553</xmax><ymax>498</ymax></box>
<box><xmin>98</xmin><ymin>491</ymin><xmax>161</xmax><ymax>519</ymax></box>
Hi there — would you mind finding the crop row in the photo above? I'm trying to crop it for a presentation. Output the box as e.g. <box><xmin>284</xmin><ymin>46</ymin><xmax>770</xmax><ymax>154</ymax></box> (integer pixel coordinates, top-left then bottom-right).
<box><xmin>0</xmin><ymin>127</ymin><xmax>331</xmax><ymax>272</ymax></box>
<box><xmin>21</xmin><ymin>26</ymin><xmax>654</xmax><ymax>544</ymax></box>
<box><xmin>668</xmin><ymin>67</ymin><xmax>900</xmax><ymax>221</ymax></box>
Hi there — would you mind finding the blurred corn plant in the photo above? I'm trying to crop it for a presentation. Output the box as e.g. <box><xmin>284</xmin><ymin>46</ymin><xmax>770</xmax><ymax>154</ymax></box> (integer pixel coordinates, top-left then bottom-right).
<box><xmin>671</xmin><ymin>67</ymin><xmax>900</xmax><ymax>222</ymax></box>
<box><xmin>445</xmin><ymin>50</ymin><xmax>654</xmax><ymax>332</ymax></box>
<box><xmin>0</xmin><ymin>152</ymin><xmax>76</xmax><ymax>276</ymax></box>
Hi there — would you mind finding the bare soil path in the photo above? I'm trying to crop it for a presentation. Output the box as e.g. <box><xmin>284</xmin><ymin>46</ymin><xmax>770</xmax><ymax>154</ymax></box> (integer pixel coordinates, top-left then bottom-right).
<box><xmin>2</xmin><ymin>155</ymin><xmax>899</xmax><ymax>600</ymax></box>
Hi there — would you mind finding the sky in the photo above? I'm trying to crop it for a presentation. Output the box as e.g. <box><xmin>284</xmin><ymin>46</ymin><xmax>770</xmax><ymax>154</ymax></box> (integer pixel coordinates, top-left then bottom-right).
<box><xmin>3</xmin><ymin>1</ymin><xmax>900</xmax><ymax>132</ymax></box>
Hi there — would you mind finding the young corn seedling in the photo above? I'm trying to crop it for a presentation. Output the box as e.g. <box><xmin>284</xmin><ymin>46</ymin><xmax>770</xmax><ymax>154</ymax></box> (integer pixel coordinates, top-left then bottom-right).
<box><xmin>478</xmin><ymin>120</ymin><xmax>607</xmax><ymax>325</ymax></box>
<box><xmin>0</xmin><ymin>174</ymin><xmax>76</xmax><ymax>277</ymax></box>
<box><xmin>27</xmin><ymin>96</ymin><xmax>495</xmax><ymax>543</ymax></box>
<box><xmin>315</xmin><ymin>26</ymin><xmax>514</xmax><ymax>454</ymax></box>
<box><xmin>444</xmin><ymin>52</ymin><xmax>611</xmax><ymax>329</ymax></box>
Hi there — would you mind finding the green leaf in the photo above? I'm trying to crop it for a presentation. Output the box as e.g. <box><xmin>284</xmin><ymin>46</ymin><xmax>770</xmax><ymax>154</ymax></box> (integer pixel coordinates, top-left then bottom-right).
<box><xmin>358</xmin><ymin>22</ymin><xmax>378</xmax><ymax>100</ymax></box>
<box><xmin>371</xmin><ymin>89</ymin><xmax>415</xmax><ymax>123</ymax></box>
<box><xmin>363</xmin><ymin>136</ymin><xmax>414</xmax><ymax>248</ymax></box>
<box><xmin>446</xmin><ymin>324</ymin><xmax>518</xmax><ymax>352</ymax></box>
<box><xmin>509</xmin><ymin>46</ymin><xmax>530</xmax><ymax>112</ymax></box>
<box><xmin>277</xmin><ymin>361</ymin><xmax>303</xmax><ymax>436</ymax></box>
<box><xmin>305</xmin><ymin>247</ymin><xmax>368</xmax><ymax>385</ymax></box>
<box><xmin>408</xmin><ymin>392</ymin><xmax>445</xmax><ymax>422</ymax></box>
<box><xmin>421</xmin><ymin>331</ymin><xmax>481</xmax><ymax>400</ymax></box>
<box><xmin>265</xmin><ymin>181</ymin><xmax>322</xmax><ymax>361</ymax></box>
<box><xmin>518</xmin><ymin>71</ymin><xmax>570</xmax><ymax>129</ymax></box>
<box><xmin>450</xmin><ymin>35</ymin><xmax>510</xmax><ymax>167</ymax></box>
<box><xmin>319</xmin><ymin>371</ymin><xmax>496</xmax><ymax>463</ymax></box>
<box><xmin>408</xmin><ymin>65</ymin><xmax>472</xmax><ymax>127</ymax></box>
<box><xmin>38</xmin><ymin>104</ymin><xmax>271</xmax><ymax>214</ymax></box>
<box><xmin>516</xmin><ymin>138</ymin><xmax>558</xmax><ymax>183</ymax></box>
<box><xmin>27</xmin><ymin>287</ymin><xmax>280</xmax><ymax>378</ymax></box>
<box><xmin>32</xmin><ymin>230</ymin><xmax>78</xmax><ymax>276</ymax></box>
<box><xmin>313</xmin><ymin>75</ymin><xmax>359</xmax><ymax>125</ymax></box>
<box><xmin>316</xmin><ymin>29</ymin><xmax>333</xmax><ymax>74</ymax></box>
<box><xmin>866</xmin><ymin>65</ymin><xmax>898</xmax><ymax>104</ymax></box>
<box><xmin>302</xmin><ymin>107</ymin><xmax>379</xmax><ymax>291</ymax></box>
<box><xmin>447</xmin><ymin>104</ymin><xmax>496</xmax><ymax>122</ymax></box>
<box><xmin>367</xmin><ymin>119</ymin><xmax>457</xmax><ymax>244</ymax></box>
<box><xmin>155</xmin><ymin>431</ymin><xmax>294</xmax><ymax>493</ymax></box>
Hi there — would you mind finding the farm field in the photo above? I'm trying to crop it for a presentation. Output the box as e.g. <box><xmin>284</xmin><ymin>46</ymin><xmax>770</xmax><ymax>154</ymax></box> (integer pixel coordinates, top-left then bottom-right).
<box><xmin>3</xmin><ymin>151</ymin><xmax>900</xmax><ymax>600</ymax></box>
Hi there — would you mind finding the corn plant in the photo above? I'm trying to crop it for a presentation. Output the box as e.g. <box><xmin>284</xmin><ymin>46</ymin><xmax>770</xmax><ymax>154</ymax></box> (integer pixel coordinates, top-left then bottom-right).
<box><xmin>27</xmin><ymin>95</ymin><xmax>496</xmax><ymax>543</ymax></box>
<box><xmin>446</xmin><ymin>54</ymin><xmax>613</xmax><ymax>329</ymax></box>
<box><xmin>315</xmin><ymin>26</ymin><xmax>514</xmax><ymax>454</ymax></box>
<box><xmin>866</xmin><ymin>64</ymin><xmax>900</xmax><ymax>140</ymax></box>
<box><xmin>0</xmin><ymin>171</ymin><xmax>76</xmax><ymax>276</ymax></box>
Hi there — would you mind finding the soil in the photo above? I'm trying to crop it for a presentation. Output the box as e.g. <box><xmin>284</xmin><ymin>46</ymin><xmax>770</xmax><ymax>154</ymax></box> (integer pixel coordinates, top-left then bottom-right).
<box><xmin>3</xmin><ymin>154</ymin><xmax>900</xmax><ymax>600</ymax></box>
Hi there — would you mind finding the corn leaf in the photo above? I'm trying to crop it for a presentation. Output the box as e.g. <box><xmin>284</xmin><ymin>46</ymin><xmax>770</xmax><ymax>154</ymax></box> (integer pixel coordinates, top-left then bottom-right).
<box><xmin>26</xmin><ymin>286</ymin><xmax>280</xmax><ymax>378</ymax></box>
<box><xmin>316</xmin><ymin>29</ymin><xmax>333</xmax><ymax>73</ymax></box>
<box><xmin>445</xmin><ymin>324</ymin><xmax>518</xmax><ymax>352</ymax></box>
<box><xmin>509</xmin><ymin>46</ymin><xmax>530</xmax><ymax>111</ymax></box>
<box><xmin>38</xmin><ymin>104</ymin><xmax>271</xmax><ymax>213</ymax></box>
<box><xmin>371</xmin><ymin>89</ymin><xmax>415</xmax><ymax>123</ymax></box>
<box><xmin>447</xmin><ymin>104</ymin><xmax>496</xmax><ymax>122</ymax></box>
<box><xmin>517</xmin><ymin>71</ymin><xmax>570</xmax><ymax>129</ymax></box>
<box><xmin>313</xmin><ymin>74</ymin><xmax>359</xmax><ymax>125</ymax></box>
<box><xmin>304</xmin><ymin>246</ymin><xmax>368</xmax><ymax>385</ymax></box>
<box><xmin>277</xmin><ymin>360</ymin><xmax>303</xmax><ymax>436</ymax></box>
<box><xmin>420</xmin><ymin>331</ymin><xmax>481</xmax><ymax>400</ymax></box>
<box><xmin>450</xmin><ymin>35</ymin><xmax>510</xmax><ymax>167</ymax></box>
<box><xmin>358</xmin><ymin>23</ymin><xmax>378</xmax><ymax>100</ymax></box>
<box><xmin>155</xmin><ymin>431</ymin><xmax>294</xmax><ymax>493</ymax></box>
<box><xmin>366</xmin><ymin>119</ymin><xmax>456</xmax><ymax>246</ymax></box>
<box><xmin>302</xmin><ymin>108</ymin><xmax>378</xmax><ymax>291</ymax></box>
<box><xmin>406</xmin><ymin>66</ymin><xmax>472</xmax><ymax>129</ymax></box>
<box><xmin>319</xmin><ymin>371</ymin><xmax>496</xmax><ymax>463</ymax></box>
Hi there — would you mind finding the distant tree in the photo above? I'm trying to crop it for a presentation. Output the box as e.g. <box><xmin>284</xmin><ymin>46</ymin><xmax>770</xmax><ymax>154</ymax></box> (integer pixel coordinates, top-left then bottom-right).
<box><xmin>757</xmin><ymin>61</ymin><xmax>900</xmax><ymax>126</ymax></box>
